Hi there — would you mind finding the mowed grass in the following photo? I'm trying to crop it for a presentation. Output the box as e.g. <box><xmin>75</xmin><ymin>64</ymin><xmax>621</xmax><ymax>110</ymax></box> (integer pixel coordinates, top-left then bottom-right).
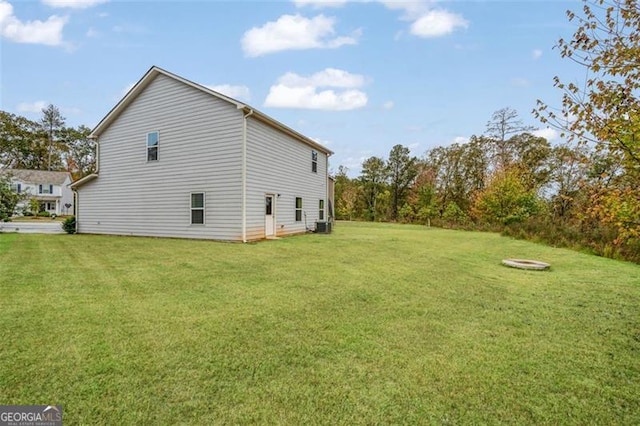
<box><xmin>0</xmin><ymin>222</ymin><xmax>639</xmax><ymax>424</ymax></box>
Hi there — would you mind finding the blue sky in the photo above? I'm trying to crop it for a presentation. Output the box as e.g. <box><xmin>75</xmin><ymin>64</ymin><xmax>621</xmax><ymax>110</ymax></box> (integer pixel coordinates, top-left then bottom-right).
<box><xmin>1</xmin><ymin>0</ymin><xmax>583</xmax><ymax>175</ymax></box>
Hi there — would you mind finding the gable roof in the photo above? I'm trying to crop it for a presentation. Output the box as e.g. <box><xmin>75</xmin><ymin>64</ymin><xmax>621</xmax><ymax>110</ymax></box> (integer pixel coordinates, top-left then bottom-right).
<box><xmin>91</xmin><ymin>66</ymin><xmax>333</xmax><ymax>156</ymax></box>
<box><xmin>3</xmin><ymin>169</ymin><xmax>71</xmax><ymax>185</ymax></box>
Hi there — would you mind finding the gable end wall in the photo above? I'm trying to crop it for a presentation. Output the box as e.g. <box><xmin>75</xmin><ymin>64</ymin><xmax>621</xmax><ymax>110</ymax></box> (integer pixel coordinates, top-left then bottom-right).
<box><xmin>76</xmin><ymin>74</ymin><xmax>244</xmax><ymax>240</ymax></box>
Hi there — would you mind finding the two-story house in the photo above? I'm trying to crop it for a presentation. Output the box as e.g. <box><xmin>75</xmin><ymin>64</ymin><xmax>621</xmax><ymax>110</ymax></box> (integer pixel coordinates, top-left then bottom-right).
<box><xmin>4</xmin><ymin>169</ymin><xmax>74</xmax><ymax>216</ymax></box>
<box><xmin>71</xmin><ymin>66</ymin><xmax>333</xmax><ymax>241</ymax></box>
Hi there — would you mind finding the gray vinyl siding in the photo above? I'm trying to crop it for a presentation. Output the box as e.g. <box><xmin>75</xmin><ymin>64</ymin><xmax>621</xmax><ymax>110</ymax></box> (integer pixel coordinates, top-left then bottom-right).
<box><xmin>76</xmin><ymin>74</ymin><xmax>244</xmax><ymax>240</ymax></box>
<box><xmin>245</xmin><ymin>118</ymin><xmax>328</xmax><ymax>240</ymax></box>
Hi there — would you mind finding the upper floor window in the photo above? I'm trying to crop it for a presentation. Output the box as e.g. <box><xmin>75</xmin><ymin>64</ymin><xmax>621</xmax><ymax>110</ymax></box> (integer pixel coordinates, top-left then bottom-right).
<box><xmin>147</xmin><ymin>132</ymin><xmax>159</xmax><ymax>162</ymax></box>
<box><xmin>39</xmin><ymin>184</ymin><xmax>53</xmax><ymax>194</ymax></box>
<box><xmin>311</xmin><ymin>151</ymin><xmax>318</xmax><ymax>173</ymax></box>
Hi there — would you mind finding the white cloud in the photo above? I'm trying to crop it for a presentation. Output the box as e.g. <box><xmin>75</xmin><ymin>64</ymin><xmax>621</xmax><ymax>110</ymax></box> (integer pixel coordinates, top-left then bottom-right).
<box><xmin>383</xmin><ymin>101</ymin><xmax>394</xmax><ymax>110</ymax></box>
<box><xmin>293</xmin><ymin>0</ymin><xmax>348</xmax><ymax>8</ymax></box>
<box><xmin>0</xmin><ymin>0</ymin><xmax>67</xmax><ymax>46</ymax></box>
<box><xmin>410</xmin><ymin>9</ymin><xmax>468</xmax><ymax>38</ymax></box>
<box><xmin>265</xmin><ymin>85</ymin><xmax>367</xmax><ymax>110</ymax></box>
<box><xmin>206</xmin><ymin>84</ymin><xmax>251</xmax><ymax>101</ymax></box>
<box><xmin>241</xmin><ymin>14</ymin><xmax>359</xmax><ymax>57</ymax></box>
<box><xmin>279</xmin><ymin>68</ymin><xmax>366</xmax><ymax>88</ymax></box>
<box><xmin>17</xmin><ymin>100</ymin><xmax>48</xmax><ymax>113</ymax></box>
<box><xmin>532</xmin><ymin>127</ymin><xmax>559</xmax><ymax>141</ymax></box>
<box><xmin>380</xmin><ymin>0</ymin><xmax>429</xmax><ymax>19</ymax></box>
<box><xmin>264</xmin><ymin>68</ymin><xmax>368</xmax><ymax>111</ymax></box>
<box><xmin>532</xmin><ymin>49</ymin><xmax>543</xmax><ymax>60</ymax></box>
<box><xmin>293</xmin><ymin>1</ymin><xmax>469</xmax><ymax>39</ymax></box>
<box><xmin>42</xmin><ymin>0</ymin><xmax>108</xmax><ymax>8</ymax></box>
<box><xmin>453</xmin><ymin>136</ymin><xmax>469</xmax><ymax>144</ymax></box>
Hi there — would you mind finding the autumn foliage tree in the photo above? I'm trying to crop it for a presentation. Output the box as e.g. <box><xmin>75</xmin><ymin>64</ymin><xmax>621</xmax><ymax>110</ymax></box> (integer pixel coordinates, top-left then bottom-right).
<box><xmin>536</xmin><ymin>0</ymin><xmax>640</xmax><ymax>248</ymax></box>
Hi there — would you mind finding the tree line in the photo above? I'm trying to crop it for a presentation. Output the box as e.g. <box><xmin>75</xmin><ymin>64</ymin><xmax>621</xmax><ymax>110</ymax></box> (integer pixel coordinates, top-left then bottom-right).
<box><xmin>333</xmin><ymin>106</ymin><xmax>639</xmax><ymax>262</ymax></box>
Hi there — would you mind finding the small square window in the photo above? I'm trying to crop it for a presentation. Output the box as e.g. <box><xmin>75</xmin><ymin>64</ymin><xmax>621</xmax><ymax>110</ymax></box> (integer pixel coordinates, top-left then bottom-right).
<box><xmin>147</xmin><ymin>132</ymin><xmax>159</xmax><ymax>162</ymax></box>
<box><xmin>295</xmin><ymin>197</ymin><xmax>302</xmax><ymax>222</ymax></box>
<box><xmin>191</xmin><ymin>192</ymin><xmax>205</xmax><ymax>225</ymax></box>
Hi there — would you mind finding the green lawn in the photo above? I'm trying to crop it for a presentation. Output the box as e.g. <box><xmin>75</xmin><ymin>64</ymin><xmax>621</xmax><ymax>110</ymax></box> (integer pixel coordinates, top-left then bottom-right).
<box><xmin>1</xmin><ymin>222</ymin><xmax>639</xmax><ymax>424</ymax></box>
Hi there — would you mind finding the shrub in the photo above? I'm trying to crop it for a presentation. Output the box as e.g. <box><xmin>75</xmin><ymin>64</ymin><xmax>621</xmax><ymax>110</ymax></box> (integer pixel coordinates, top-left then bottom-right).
<box><xmin>62</xmin><ymin>216</ymin><xmax>76</xmax><ymax>234</ymax></box>
<box><xmin>37</xmin><ymin>211</ymin><xmax>51</xmax><ymax>217</ymax></box>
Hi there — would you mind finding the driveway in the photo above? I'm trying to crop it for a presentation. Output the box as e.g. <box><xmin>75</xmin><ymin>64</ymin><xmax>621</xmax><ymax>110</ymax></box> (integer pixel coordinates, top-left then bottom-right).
<box><xmin>0</xmin><ymin>221</ymin><xmax>64</xmax><ymax>234</ymax></box>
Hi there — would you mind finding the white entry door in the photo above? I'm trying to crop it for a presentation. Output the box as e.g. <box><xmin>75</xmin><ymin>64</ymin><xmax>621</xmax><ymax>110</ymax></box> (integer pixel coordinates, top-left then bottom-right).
<box><xmin>265</xmin><ymin>195</ymin><xmax>275</xmax><ymax>237</ymax></box>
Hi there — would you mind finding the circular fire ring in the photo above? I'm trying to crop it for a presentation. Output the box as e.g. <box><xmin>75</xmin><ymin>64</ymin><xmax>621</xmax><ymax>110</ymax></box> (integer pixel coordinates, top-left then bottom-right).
<box><xmin>502</xmin><ymin>259</ymin><xmax>550</xmax><ymax>271</ymax></box>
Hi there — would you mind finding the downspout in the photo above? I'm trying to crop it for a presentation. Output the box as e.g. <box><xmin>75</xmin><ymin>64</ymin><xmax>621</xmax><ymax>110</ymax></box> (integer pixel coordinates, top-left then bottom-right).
<box><xmin>241</xmin><ymin>108</ymin><xmax>254</xmax><ymax>243</ymax></box>
<box><xmin>92</xmin><ymin>136</ymin><xmax>100</xmax><ymax>173</ymax></box>
<box><xmin>326</xmin><ymin>152</ymin><xmax>331</xmax><ymax>222</ymax></box>
<box><xmin>73</xmin><ymin>190</ymin><xmax>79</xmax><ymax>233</ymax></box>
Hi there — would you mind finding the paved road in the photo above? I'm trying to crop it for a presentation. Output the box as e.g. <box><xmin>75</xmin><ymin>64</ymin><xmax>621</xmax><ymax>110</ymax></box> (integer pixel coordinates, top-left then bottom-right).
<box><xmin>0</xmin><ymin>221</ymin><xmax>64</xmax><ymax>234</ymax></box>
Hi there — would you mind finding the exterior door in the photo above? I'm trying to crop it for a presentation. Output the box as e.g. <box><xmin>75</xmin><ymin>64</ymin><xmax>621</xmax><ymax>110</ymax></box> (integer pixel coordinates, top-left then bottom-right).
<box><xmin>265</xmin><ymin>195</ymin><xmax>275</xmax><ymax>237</ymax></box>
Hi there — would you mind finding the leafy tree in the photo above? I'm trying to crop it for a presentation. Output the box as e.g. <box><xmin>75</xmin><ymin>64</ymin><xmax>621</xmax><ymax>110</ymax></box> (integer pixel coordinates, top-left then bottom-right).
<box><xmin>425</xmin><ymin>140</ymin><xmax>487</xmax><ymax>216</ymax></box>
<box><xmin>408</xmin><ymin>162</ymin><xmax>438</xmax><ymax>224</ymax></box>
<box><xmin>535</xmin><ymin>0</ymin><xmax>640</xmax><ymax>168</ymax></box>
<box><xmin>0</xmin><ymin>111</ymin><xmax>47</xmax><ymax>169</ymax></box>
<box><xmin>40</xmin><ymin>104</ymin><xmax>66</xmax><ymax>171</ymax></box>
<box><xmin>545</xmin><ymin>144</ymin><xmax>589</xmax><ymax>219</ymax></box>
<box><xmin>386</xmin><ymin>144</ymin><xmax>418</xmax><ymax>221</ymax></box>
<box><xmin>508</xmin><ymin>133</ymin><xmax>553</xmax><ymax>191</ymax></box>
<box><xmin>60</xmin><ymin>125</ymin><xmax>96</xmax><ymax>179</ymax></box>
<box><xmin>0</xmin><ymin>175</ymin><xmax>22</xmax><ymax>221</ymax></box>
<box><xmin>360</xmin><ymin>156</ymin><xmax>388</xmax><ymax>221</ymax></box>
<box><xmin>472</xmin><ymin>169</ymin><xmax>541</xmax><ymax>225</ymax></box>
<box><xmin>338</xmin><ymin>184</ymin><xmax>361</xmax><ymax>221</ymax></box>
<box><xmin>442</xmin><ymin>201</ymin><xmax>467</xmax><ymax>226</ymax></box>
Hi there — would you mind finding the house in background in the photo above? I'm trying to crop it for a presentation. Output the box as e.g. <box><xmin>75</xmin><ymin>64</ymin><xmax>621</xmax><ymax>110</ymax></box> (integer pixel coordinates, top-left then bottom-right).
<box><xmin>4</xmin><ymin>169</ymin><xmax>74</xmax><ymax>216</ymax></box>
<box><xmin>71</xmin><ymin>66</ymin><xmax>333</xmax><ymax>241</ymax></box>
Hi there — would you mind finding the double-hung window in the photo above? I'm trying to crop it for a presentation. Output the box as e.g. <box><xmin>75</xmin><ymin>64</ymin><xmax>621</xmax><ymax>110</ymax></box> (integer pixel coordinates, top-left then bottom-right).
<box><xmin>295</xmin><ymin>197</ymin><xmax>303</xmax><ymax>222</ymax></box>
<box><xmin>191</xmin><ymin>193</ymin><xmax>205</xmax><ymax>225</ymax></box>
<box><xmin>319</xmin><ymin>200</ymin><xmax>325</xmax><ymax>221</ymax></box>
<box><xmin>39</xmin><ymin>184</ymin><xmax>53</xmax><ymax>194</ymax></box>
<box><xmin>311</xmin><ymin>151</ymin><xmax>318</xmax><ymax>173</ymax></box>
<box><xmin>147</xmin><ymin>132</ymin><xmax>159</xmax><ymax>162</ymax></box>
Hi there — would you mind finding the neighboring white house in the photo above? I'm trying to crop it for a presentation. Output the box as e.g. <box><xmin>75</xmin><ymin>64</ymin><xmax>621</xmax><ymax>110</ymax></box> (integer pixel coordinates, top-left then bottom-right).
<box><xmin>4</xmin><ymin>169</ymin><xmax>74</xmax><ymax>216</ymax></box>
<box><xmin>71</xmin><ymin>66</ymin><xmax>333</xmax><ymax>241</ymax></box>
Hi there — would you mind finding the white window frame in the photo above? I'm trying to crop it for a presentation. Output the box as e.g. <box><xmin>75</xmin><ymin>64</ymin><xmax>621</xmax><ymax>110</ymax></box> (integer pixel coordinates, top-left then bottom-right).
<box><xmin>295</xmin><ymin>197</ymin><xmax>303</xmax><ymax>222</ymax></box>
<box><xmin>311</xmin><ymin>151</ymin><xmax>318</xmax><ymax>173</ymax></box>
<box><xmin>147</xmin><ymin>131</ymin><xmax>159</xmax><ymax>162</ymax></box>
<box><xmin>319</xmin><ymin>199</ymin><xmax>325</xmax><ymax>221</ymax></box>
<box><xmin>190</xmin><ymin>192</ymin><xmax>205</xmax><ymax>225</ymax></box>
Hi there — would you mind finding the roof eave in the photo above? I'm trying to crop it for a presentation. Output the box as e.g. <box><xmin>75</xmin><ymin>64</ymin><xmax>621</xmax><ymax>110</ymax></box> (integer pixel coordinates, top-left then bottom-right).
<box><xmin>70</xmin><ymin>173</ymin><xmax>98</xmax><ymax>190</ymax></box>
<box><xmin>90</xmin><ymin>66</ymin><xmax>333</xmax><ymax>157</ymax></box>
<box><xmin>90</xmin><ymin>66</ymin><xmax>246</xmax><ymax>139</ymax></box>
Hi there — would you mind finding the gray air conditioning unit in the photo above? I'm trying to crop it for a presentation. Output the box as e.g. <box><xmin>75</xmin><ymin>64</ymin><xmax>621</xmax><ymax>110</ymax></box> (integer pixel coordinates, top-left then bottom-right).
<box><xmin>315</xmin><ymin>221</ymin><xmax>332</xmax><ymax>234</ymax></box>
